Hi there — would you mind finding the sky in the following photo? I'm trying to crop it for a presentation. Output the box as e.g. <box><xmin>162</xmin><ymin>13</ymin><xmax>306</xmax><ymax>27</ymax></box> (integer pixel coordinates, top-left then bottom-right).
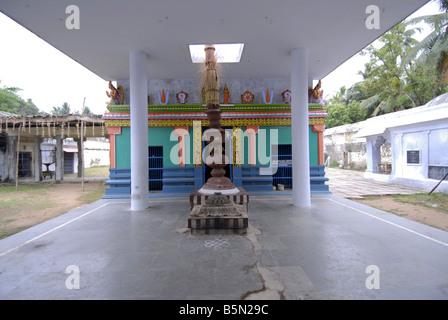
<box><xmin>0</xmin><ymin>1</ymin><xmax>442</xmax><ymax>115</ymax></box>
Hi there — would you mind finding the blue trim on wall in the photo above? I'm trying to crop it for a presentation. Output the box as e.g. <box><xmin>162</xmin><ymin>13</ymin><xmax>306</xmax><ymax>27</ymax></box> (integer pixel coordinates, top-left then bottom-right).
<box><xmin>103</xmin><ymin>164</ymin><xmax>330</xmax><ymax>199</ymax></box>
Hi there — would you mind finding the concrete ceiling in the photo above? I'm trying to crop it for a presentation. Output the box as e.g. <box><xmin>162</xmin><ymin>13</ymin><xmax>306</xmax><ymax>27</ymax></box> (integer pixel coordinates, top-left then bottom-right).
<box><xmin>0</xmin><ymin>0</ymin><xmax>430</xmax><ymax>81</ymax></box>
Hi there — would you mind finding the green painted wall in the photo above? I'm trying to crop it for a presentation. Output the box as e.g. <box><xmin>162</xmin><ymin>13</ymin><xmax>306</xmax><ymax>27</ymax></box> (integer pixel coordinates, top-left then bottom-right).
<box><xmin>309</xmin><ymin>126</ymin><xmax>318</xmax><ymax>166</ymax></box>
<box><xmin>115</xmin><ymin>126</ymin><xmax>194</xmax><ymax>168</ymax></box>
<box><xmin>116</xmin><ymin>127</ymin><xmax>131</xmax><ymax>167</ymax></box>
<box><xmin>238</xmin><ymin>126</ymin><xmax>317</xmax><ymax>166</ymax></box>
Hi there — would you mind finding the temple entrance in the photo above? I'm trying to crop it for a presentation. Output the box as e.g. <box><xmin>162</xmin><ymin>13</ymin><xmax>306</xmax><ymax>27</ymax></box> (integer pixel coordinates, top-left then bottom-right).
<box><xmin>148</xmin><ymin>146</ymin><xmax>163</xmax><ymax>191</ymax></box>
<box><xmin>273</xmin><ymin>144</ymin><xmax>292</xmax><ymax>189</ymax></box>
<box><xmin>202</xmin><ymin>127</ymin><xmax>233</xmax><ymax>184</ymax></box>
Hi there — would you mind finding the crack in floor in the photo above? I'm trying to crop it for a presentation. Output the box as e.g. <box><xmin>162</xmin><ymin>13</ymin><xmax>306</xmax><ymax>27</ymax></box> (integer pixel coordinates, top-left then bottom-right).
<box><xmin>242</xmin><ymin>224</ymin><xmax>286</xmax><ymax>300</ymax></box>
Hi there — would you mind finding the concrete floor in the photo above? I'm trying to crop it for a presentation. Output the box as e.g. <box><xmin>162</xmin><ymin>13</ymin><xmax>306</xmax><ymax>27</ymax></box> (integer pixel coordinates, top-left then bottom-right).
<box><xmin>1</xmin><ymin>193</ymin><xmax>447</xmax><ymax>300</ymax></box>
<box><xmin>325</xmin><ymin>168</ymin><xmax>426</xmax><ymax>198</ymax></box>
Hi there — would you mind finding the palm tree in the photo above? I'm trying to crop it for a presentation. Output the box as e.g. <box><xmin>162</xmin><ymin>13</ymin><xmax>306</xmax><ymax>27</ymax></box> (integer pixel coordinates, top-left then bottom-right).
<box><xmin>357</xmin><ymin>24</ymin><xmax>418</xmax><ymax>116</ymax></box>
<box><xmin>52</xmin><ymin>102</ymin><xmax>75</xmax><ymax>115</ymax></box>
<box><xmin>402</xmin><ymin>0</ymin><xmax>448</xmax><ymax>81</ymax></box>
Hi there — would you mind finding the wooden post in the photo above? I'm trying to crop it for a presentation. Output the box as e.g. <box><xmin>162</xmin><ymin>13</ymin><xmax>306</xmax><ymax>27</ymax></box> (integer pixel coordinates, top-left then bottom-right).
<box><xmin>15</xmin><ymin>125</ymin><xmax>21</xmax><ymax>191</ymax></box>
<box><xmin>81</xmin><ymin>120</ymin><xmax>84</xmax><ymax>192</ymax></box>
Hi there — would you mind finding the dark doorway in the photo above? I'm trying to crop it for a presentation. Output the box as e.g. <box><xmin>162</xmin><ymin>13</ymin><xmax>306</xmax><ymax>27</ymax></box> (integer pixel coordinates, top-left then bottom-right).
<box><xmin>64</xmin><ymin>152</ymin><xmax>74</xmax><ymax>174</ymax></box>
<box><xmin>273</xmin><ymin>144</ymin><xmax>292</xmax><ymax>188</ymax></box>
<box><xmin>18</xmin><ymin>152</ymin><xmax>32</xmax><ymax>177</ymax></box>
<box><xmin>148</xmin><ymin>146</ymin><xmax>163</xmax><ymax>191</ymax></box>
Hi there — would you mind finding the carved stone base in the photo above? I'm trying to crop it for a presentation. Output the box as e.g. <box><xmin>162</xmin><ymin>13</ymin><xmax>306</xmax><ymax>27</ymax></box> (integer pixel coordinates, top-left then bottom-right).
<box><xmin>188</xmin><ymin>192</ymin><xmax>248</xmax><ymax>235</ymax></box>
<box><xmin>189</xmin><ymin>188</ymin><xmax>249</xmax><ymax>211</ymax></box>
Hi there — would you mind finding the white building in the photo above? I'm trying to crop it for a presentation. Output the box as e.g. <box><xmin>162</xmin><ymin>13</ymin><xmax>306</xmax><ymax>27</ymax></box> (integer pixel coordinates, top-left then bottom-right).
<box><xmin>355</xmin><ymin>93</ymin><xmax>448</xmax><ymax>192</ymax></box>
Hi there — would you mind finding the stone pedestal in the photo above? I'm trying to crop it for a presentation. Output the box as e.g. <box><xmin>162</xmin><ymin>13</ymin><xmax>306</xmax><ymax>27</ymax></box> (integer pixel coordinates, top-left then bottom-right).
<box><xmin>189</xmin><ymin>188</ymin><xmax>249</xmax><ymax>211</ymax></box>
<box><xmin>188</xmin><ymin>191</ymin><xmax>248</xmax><ymax>235</ymax></box>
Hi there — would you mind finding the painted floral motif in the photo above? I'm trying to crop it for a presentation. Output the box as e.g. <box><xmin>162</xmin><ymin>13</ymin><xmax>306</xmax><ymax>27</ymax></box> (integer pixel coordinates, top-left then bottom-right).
<box><xmin>240</xmin><ymin>90</ymin><xmax>255</xmax><ymax>104</ymax></box>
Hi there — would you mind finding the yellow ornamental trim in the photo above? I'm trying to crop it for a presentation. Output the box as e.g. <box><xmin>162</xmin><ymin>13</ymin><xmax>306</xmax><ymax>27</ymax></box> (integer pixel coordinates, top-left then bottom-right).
<box><xmin>105</xmin><ymin>117</ymin><xmax>325</xmax><ymax>128</ymax></box>
<box><xmin>308</xmin><ymin>118</ymin><xmax>326</xmax><ymax>125</ymax></box>
<box><xmin>193</xmin><ymin>120</ymin><xmax>202</xmax><ymax>166</ymax></box>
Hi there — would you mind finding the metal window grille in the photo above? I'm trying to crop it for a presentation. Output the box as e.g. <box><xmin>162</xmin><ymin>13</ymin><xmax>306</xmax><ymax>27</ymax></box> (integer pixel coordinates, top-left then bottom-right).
<box><xmin>273</xmin><ymin>144</ymin><xmax>292</xmax><ymax>188</ymax></box>
<box><xmin>148</xmin><ymin>146</ymin><xmax>163</xmax><ymax>191</ymax></box>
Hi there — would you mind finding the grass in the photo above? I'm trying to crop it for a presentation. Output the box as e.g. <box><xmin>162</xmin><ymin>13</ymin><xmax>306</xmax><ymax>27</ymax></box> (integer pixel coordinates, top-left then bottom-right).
<box><xmin>76</xmin><ymin>183</ymin><xmax>107</xmax><ymax>203</ymax></box>
<box><xmin>0</xmin><ymin>184</ymin><xmax>55</xmax><ymax>214</ymax></box>
<box><xmin>393</xmin><ymin>193</ymin><xmax>448</xmax><ymax>213</ymax></box>
<box><xmin>64</xmin><ymin>165</ymin><xmax>109</xmax><ymax>178</ymax></box>
<box><xmin>0</xmin><ymin>181</ymin><xmax>106</xmax><ymax>240</ymax></box>
<box><xmin>0</xmin><ymin>183</ymin><xmax>51</xmax><ymax>194</ymax></box>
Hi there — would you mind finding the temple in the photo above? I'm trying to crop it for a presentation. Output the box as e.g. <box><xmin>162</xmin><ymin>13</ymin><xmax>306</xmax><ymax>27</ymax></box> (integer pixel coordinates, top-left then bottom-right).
<box><xmin>102</xmin><ymin>79</ymin><xmax>329</xmax><ymax>199</ymax></box>
<box><xmin>0</xmin><ymin>0</ymin><xmax>430</xmax><ymax>211</ymax></box>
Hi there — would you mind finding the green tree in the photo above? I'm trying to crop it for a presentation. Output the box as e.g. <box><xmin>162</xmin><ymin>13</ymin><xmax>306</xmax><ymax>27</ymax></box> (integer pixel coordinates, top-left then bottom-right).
<box><xmin>325</xmin><ymin>104</ymin><xmax>350</xmax><ymax>128</ymax></box>
<box><xmin>0</xmin><ymin>82</ymin><xmax>41</xmax><ymax>115</ymax></box>
<box><xmin>325</xmin><ymin>4</ymin><xmax>448</xmax><ymax>127</ymax></box>
<box><xmin>402</xmin><ymin>0</ymin><xmax>448</xmax><ymax>80</ymax></box>
<box><xmin>358</xmin><ymin>23</ymin><xmax>418</xmax><ymax>116</ymax></box>
<box><xmin>327</xmin><ymin>86</ymin><xmax>347</xmax><ymax>105</ymax></box>
<box><xmin>51</xmin><ymin>102</ymin><xmax>77</xmax><ymax>115</ymax></box>
<box><xmin>325</xmin><ymin>101</ymin><xmax>367</xmax><ymax>129</ymax></box>
<box><xmin>82</xmin><ymin>106</ymin><xmax>93</xmax><ymax>115</ymax></box>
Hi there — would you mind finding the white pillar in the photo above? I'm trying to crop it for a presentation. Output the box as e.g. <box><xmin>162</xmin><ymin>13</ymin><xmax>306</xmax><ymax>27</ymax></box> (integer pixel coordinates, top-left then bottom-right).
<box><xmin>291</xmin><ymin>48</ymin><xmax>311</xmax><ymax>207</ymax></box>
<box><xmin>130</xmin><ymin>50</ymin><xmax>149</xmax><ymax>211</ymax></box>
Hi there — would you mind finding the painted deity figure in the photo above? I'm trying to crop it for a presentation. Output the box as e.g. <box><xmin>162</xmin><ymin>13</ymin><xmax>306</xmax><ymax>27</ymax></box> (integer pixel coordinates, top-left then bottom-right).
<box><xmin>176</xmin><ymin>91</ymin><xmax>188</xmax><ymax>104</ymax></box>
<box><xmin>222</xmin><ymin>84</ymin><xmax>230</xmax><ymax>104</ymax></box>
<box><xmin>309</xmin><ymin>80</ymin><xmax>324</xmax><ymax>102</ymax></box>
<box><xmin>281</xmin><ymin>89</ymin><xmax>291</xmax><ymax>104</ymax></box>
<box><xmin>106</xmin><ymin>81</ymin><xmax>123</xmax><ymax>105</ymax></box>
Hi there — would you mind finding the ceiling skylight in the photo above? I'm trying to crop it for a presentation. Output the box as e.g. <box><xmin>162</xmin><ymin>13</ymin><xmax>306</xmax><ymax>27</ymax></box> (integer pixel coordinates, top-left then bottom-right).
<box><xmin>189</xmin><ymin>43</ymin><xmax>244</xmax><ymax>63</ymax></box>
